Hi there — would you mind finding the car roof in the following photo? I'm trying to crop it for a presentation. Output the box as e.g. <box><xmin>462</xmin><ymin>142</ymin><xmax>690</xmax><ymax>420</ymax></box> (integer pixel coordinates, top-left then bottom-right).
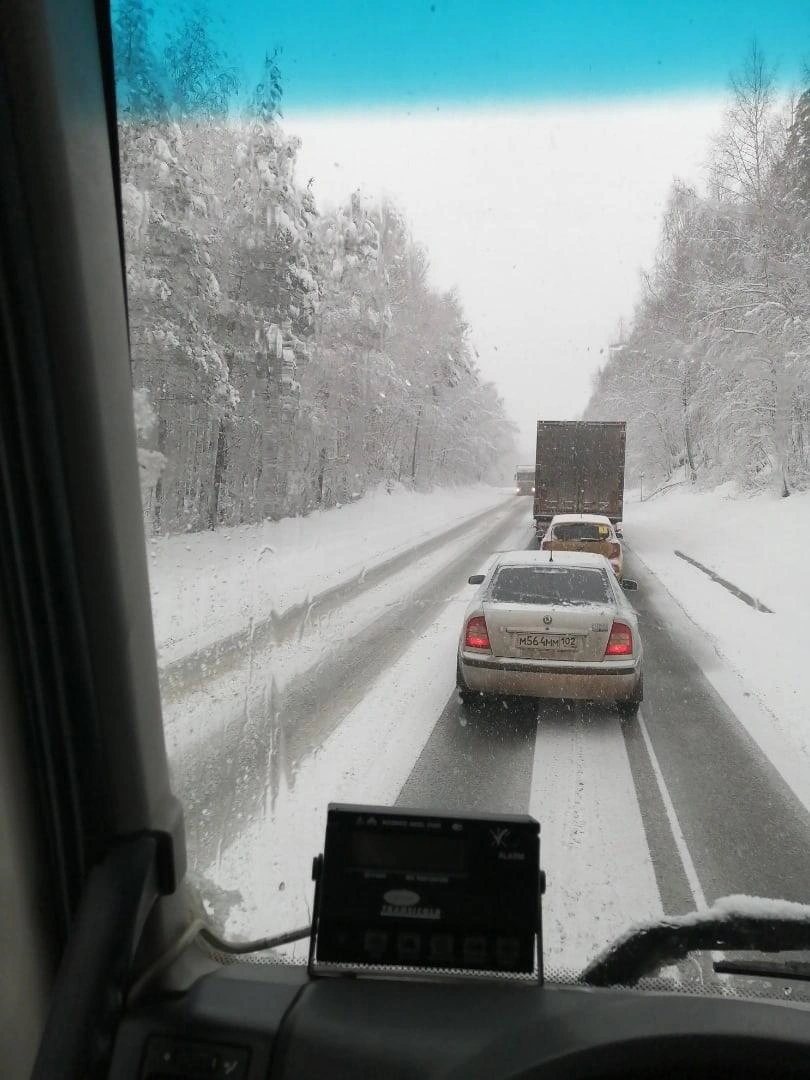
<box><xmin>495</xmin><ymin>549</ymin><xmax>612</xmax><ymax>569</ymax></box>
<box><xmin>549</xmin><ymin>513</ymin><xmax>613</xmax><ymax>525</ymax></box>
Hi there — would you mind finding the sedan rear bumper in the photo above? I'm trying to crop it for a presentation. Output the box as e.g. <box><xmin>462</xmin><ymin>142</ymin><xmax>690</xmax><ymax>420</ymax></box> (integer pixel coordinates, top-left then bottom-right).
<box><xmin>459</xmin><ymin>651</ymin><xmax>642</xmax><ymax>703</ymax></box>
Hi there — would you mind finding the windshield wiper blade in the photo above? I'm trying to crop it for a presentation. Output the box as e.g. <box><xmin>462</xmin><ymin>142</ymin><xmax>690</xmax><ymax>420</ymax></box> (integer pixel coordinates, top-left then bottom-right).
<box><xmin>582</xmin><ymin>895</ymin><xmax>810</xmax><ymax>987</ymax></box>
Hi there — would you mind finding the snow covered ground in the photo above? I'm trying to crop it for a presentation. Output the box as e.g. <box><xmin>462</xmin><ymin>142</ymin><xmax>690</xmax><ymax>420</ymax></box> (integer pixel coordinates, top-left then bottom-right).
<box><xmin>200</xmin><ymin>579</ymin><xmax>663</xmax><ymax>976</ymax></box>
<box><xmin>176</xmin><ymin>505</ymin><xmax>521</xmax><ymax>948</ymax></box>
<box><xmin>161</xmin><ymin>510</ymin><xmax>512</xmax><ymax>759</ymax></box>
<box><xmin>147</xmin><ymin>483</ymin><xmax>512</xmax><ymax>666</ymax></box>
<box><xmin>180</xmin><ymin>503</ymin><xmax>662</xmax><ymax>976</ymax></box>
<box><xmin>168</xmin><ymin>480</ymin><xmax>810</xmax><ymax>980</ymax></box>
<box><xmin>199</xmin><ymin>591</ymin><xmax>660</xmax><ymax>980</ymax></box>
<box><xmin>625</xmin><ymin>483</ymin><xmax>810</xmax><ymax>810</ymax></box>
<box><xmin>167</xmin><ymin>497</ymin><xmax>526</xmax><ymax>945</ymax></box>
<box><xmin>209</xmin><ymin>597</ymin><xmax>470</xmax><ymax>953</ymax></box>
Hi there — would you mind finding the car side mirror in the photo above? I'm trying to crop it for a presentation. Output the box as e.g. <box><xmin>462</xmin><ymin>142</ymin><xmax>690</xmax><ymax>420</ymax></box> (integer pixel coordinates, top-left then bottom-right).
<box><xmin>621</xmin><ymin>578</ymin><xmax>638</xmax><ymax>591</ymax></box>
<box><xmin>615</xmin><ymin>528</ymin><xmax>623</xmax><ymax>539</ymax></box>
<box><xmin>468</xmin><ymin>574</ymin><xmax>485</xmax><ymax>585</ymax></box>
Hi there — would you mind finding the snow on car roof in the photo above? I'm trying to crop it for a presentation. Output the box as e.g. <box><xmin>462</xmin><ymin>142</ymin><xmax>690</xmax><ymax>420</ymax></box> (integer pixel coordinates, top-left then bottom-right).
<box><xmin>495</xmin><ymin>549</ymin><xmax>611</xmax><ymax>569</ymax></box>
<box><xmin>549</xmin><ymin>513</ymin><xmax>613</xmax><ymax>525</ymax></box>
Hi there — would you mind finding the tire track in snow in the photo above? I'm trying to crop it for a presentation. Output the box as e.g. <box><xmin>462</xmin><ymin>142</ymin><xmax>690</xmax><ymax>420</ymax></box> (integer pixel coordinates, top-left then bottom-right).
<box><xmin>673</xmin><ymin>550</ymin><xmax>773</xmax><ymax>613</ymax></box>
<box><xmin>529</xmin><ymin>705</ymin><xmax>664</xmax><ymax>978</ymax></box>
<box><xmin>159</xmin><ymin>497</ymin><xmax>517</xmax><ymax>703</ymax></box>
<box><xmin>397</xmin><ymin>696</ymin><xmax>538</xmax><ymax>815</ymax></box>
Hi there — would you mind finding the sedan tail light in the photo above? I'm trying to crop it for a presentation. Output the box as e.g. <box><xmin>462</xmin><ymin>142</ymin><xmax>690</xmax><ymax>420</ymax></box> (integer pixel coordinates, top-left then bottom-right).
<box><xmin>605</xmin><ymin>621</ymin><xmax>633</xmax><ymax>656</ymax></box>
<box><xmin>464</xmin><ymin>615</ymin><xmax>491</xmax><ymax>650</ymax></box>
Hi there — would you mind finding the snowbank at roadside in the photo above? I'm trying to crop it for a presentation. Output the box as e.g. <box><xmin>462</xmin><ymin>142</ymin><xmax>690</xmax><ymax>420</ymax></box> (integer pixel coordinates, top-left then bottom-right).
<box><xmin>146</xmin><ymin>483</ymin><xmax>512</xmax><ymax>666</ymax></box>
<box><xmin>625</xmin><ymin>483</ymin><xmax>810</xmax><ymax>767</ymax></box>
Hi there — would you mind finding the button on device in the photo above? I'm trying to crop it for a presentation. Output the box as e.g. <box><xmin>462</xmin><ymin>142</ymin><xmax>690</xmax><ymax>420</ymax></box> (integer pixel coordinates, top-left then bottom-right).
<box><xmin>494</xmin><ymin>936</ymin><xmax>521</xmax><ymax>969</ymax></box>
<box><xmin>219</xmin><ymin>1052</ymin><xmax>250</xmax><ymax>1078</ymax></box>
<box><xmin>428</xmin><ymin>934</ymin><xmax>454</xmax><ymax>963</ymax></box>
<box><xmin>462</xmin><ymin>936</ymin><xmax>487</xmax><ymax>966</ymax></box>
<box><xmin>142</xmin><ymin>1036</ymin><xmax>250</xmax><ymax>1079</ymax></box>
<box><xmin>176</xmin><ymin>1047</ymin><xmax>219</xmax><ymax>1073</ymax></box>
<box><xmin>363</xmin><ymin>929</ymin><xmax>388</xmax><ymax>959</ymax></box>
<box><xmin>397</xmin><ymin>931</ymin><xmax>421</xmax><ymax>962</ymax></box>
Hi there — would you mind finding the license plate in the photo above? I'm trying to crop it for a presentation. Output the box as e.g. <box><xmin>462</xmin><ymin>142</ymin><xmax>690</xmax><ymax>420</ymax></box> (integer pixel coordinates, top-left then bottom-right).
<box><xmin>515</xmin><ymin>633</ymin><xmax>579</xmax><ymax>651</ymax></box>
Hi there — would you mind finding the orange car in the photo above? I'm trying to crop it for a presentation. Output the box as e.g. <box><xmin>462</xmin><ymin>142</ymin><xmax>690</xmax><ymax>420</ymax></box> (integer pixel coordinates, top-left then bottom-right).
<box><xmin>540</xmin><ymin>513</ymin><xmax>624</xmax><ymax>579</ymax></box>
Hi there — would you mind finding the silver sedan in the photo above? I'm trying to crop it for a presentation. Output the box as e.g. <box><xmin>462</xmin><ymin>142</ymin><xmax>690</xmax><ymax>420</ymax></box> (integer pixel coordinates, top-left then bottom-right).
<box><xmin>457</xmin><ymin>550</ymin><xmax>643</xmax><ymax>716</ymax></box>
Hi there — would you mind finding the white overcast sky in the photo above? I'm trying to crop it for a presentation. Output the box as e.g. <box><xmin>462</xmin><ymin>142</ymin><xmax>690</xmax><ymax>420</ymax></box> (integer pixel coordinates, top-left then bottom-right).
<box><xmin>290</xmin><ymin>97</ymin><xmax>724</xmax><ymax>458</ymax></box>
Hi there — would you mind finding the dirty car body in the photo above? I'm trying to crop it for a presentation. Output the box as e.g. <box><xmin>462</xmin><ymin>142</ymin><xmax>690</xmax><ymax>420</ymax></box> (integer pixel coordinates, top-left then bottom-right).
<box><xmin>540</xmin><ymin>513</ymin><xmax>624</xmax><ymax>580</ymax></box>
<box><xmin>458</xmin><ymin>550</ymin><xmax>643</xmax><ymax>709</ymax></box>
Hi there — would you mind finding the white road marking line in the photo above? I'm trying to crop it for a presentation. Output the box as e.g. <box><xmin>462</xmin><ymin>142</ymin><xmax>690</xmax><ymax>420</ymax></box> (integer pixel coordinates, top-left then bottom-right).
<box><xmin>638</xmin><ymin>708</ymin><xmax>707</xmax><ymax>911</ymax></box>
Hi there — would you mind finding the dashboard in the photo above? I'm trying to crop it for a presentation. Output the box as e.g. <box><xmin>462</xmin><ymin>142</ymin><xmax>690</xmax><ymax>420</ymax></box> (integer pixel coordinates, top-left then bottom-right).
<box><xmin>109</xmin><ymin>961</ymin><xmax>810</xmax><ymax>1079</ymax></box>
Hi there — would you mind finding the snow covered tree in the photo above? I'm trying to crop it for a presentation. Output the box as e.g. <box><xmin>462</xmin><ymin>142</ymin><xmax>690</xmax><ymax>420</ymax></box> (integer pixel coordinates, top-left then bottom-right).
<box><xmin>163</xmin><ymin>11</ymin><xmax>239</xmax><ymax>118</ymax></box>
<box><xmin>587</xmin><ymin>49</ymin><xmax>810</xmax><ymax>497</ymax></box>
<box><xmin>113</xmin><ymin>1</ymin><xmax>515</xmax><ymax>534</ymax></box>
<box><xmin>113</xmin><ymin>0</ymin><xmax>167</xmax><ymax>119</ymax></box>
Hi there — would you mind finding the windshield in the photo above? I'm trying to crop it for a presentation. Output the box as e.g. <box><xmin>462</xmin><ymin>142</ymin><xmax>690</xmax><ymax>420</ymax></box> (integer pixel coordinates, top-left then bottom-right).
<box><xmin>491</xmin><ymin>566</ymin><xmax>612</xmax><ymax>606</ymax></box>
<box><xmin>111</xmin><ymin>0</ymin><xmax>810</xmax><ymax>996</ymax></box>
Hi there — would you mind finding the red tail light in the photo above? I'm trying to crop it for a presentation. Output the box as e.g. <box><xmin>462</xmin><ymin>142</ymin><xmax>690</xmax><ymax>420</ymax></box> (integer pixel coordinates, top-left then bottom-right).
<box><xmin>607</xmin><ymin>542</ymin><xmax>621</xmax><ymax>559</ymax></box>
<box><xmin>605</xmin><ymin>621</ymin><xmax>633</xmax><ymax>656</ymax></box>
<box><xmin>465</xmin><ymin>615</ymin><xmax>491</xmax><ymax>650</ymax></box>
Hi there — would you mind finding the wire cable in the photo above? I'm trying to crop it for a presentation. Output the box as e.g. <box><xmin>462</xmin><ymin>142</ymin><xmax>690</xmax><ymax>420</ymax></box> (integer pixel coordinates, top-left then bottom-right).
<box><xmin>126</xmin><ymin>920</ymin><xmax>311</xmax><ymax>1004</ymax></box>
<box><xmin>200</xmin><ymin>923</ymin><xmax>311</xmax><ymax>954</ymax></box>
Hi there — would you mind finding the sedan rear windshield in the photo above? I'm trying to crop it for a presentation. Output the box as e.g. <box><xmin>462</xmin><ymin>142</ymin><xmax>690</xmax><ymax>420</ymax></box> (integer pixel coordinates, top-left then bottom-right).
<box><xmin>552</xmin><ymin>523</ymin><xmax>612</xmax><ymax>542</ymax></box>
<box><xmin>490</xmin><ymin>566</ymin><xmax>612</xmax><ymax>605</ymax></box>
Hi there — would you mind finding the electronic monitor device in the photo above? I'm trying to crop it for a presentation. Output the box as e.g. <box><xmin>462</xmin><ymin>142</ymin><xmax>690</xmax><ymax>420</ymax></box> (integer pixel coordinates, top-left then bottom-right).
<box><xmin>310</xmin><ymin>804</ymin><xmax>543</xmax><ymax>982</ymax></box>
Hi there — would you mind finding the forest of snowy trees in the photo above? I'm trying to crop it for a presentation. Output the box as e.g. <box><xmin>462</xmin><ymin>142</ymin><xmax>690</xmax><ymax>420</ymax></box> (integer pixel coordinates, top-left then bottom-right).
<box><xmin>587</xmin><ymin>47</ymin><xmax>810</xmax><ymax>496</ymax></box>
<box><xmin>113</xmin><ymin>2</ymin><xmax>515</xmax><ymax>535</ymax></box>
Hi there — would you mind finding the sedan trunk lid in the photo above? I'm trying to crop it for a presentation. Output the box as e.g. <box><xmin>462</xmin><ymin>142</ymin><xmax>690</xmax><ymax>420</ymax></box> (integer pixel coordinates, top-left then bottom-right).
<box><xmin>482</xmin><ymin>601</ymin><xmax>614</xmax><ymax>661</ymax></box>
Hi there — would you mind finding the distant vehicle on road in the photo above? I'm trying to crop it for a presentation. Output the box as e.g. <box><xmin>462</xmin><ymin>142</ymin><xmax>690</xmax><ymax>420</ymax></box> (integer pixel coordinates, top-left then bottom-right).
<box><xmin>514</xmin><ymin>465</ymin><xmax>535</xmax><ymax>495</ymax></box>
<box><xmin>457</xmin><ymin>550</ymin><xmax>642</xmax><ymax>716</ymax></box>
<box><xmin>533</xmin><ymin>420</ymin><xmax>626</xmax><ymax>536</ymax></box>
<box><xmin>540</xmin><ymin>513</ymin><xmax>624</xmax><ymax>580</ymax></box>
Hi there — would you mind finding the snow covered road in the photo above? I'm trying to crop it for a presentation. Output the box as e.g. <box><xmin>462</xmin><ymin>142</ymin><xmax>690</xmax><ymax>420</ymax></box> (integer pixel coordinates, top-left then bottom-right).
<box><xmin>169</xmin><ymin>498</ymin><xmax>810</xmax><ymax>981</ymax></box>
<box><xmin>167</xmin><ymin>497</ymin><xmax>529</xmax><ymax>872</ymax></box>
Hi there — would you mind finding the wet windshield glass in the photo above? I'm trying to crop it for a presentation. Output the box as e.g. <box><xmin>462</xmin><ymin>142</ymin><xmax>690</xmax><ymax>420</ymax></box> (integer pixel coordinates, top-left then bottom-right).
<box><xmin>111</xmin><ymin>0</ymin><xmax>810</xmax><ymax>995</ymax></box>
<box><xmin>490</xmin><ymin>566</ymin><xmax>612</xmax><ymax>606</ymax></box>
